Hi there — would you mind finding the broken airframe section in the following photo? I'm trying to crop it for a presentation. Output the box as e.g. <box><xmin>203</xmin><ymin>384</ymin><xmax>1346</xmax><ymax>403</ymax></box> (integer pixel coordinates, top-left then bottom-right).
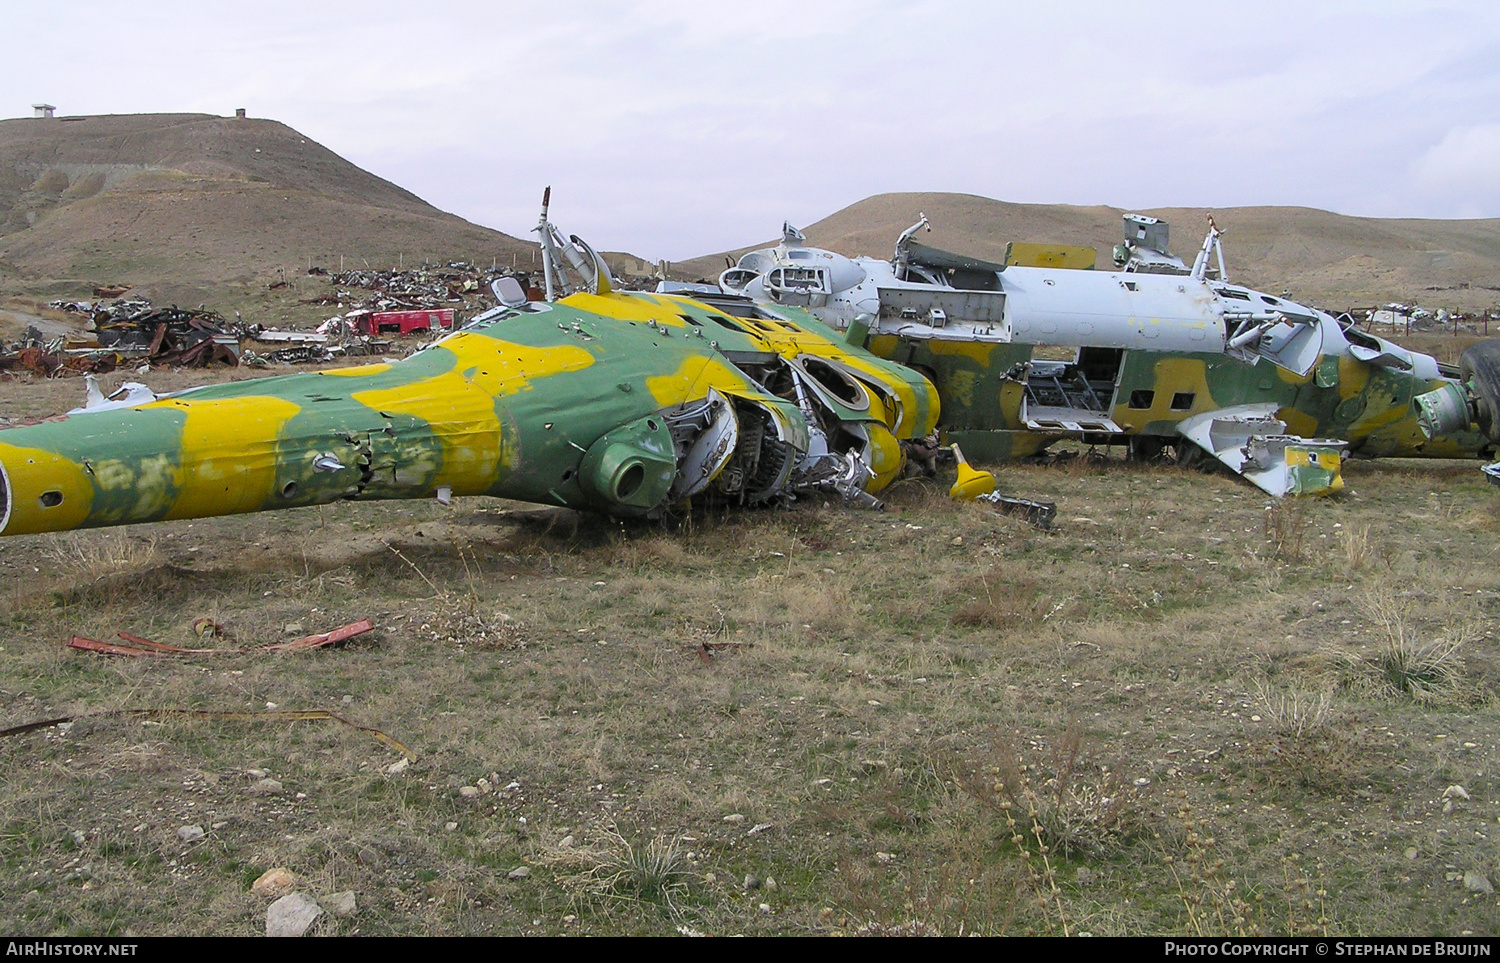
<box><xmin>0</xmin><ymin>198</ymin><xmax>937</xmax><ymax>538</ymax></box>
<box><xmin>718</xmin><ymin>214</ymin><xmax>1500</xmax><ymax>497</ymax></box>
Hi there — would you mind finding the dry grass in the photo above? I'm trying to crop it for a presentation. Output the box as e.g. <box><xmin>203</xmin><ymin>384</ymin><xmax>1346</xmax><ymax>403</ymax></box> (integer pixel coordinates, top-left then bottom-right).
<box><xmin>1262</xmin><ymin>498</ymin><xmax>1310</xmax><ymax>561</ymax></box>
<box><xmin>1358</xmin><ymin>592</ymin><xmax>1474</xmax><ymax>703</ymax></box>
<box><xmin>537</xmin><ymin>828</ymin><xmax>693</xmax><ymax>913</ymax></box>
<box><xmin>2</xmin><ymin>414</ymin><xmax>1499</xmax><ymax>935</ymax></box>
<box><xmin>41</xmin><ymin>532</ymin><xmax>163</xmax><ymax>583</ymax></box>
<box><xmin>1336</xmin><ymin>524</ymin><xmax>1373</xmax><ymax>573</ymax></box>
<box><xmin>960</xmin><ymin>727</ymin><xmax>1153</xmax><ymax>862</ymax></box>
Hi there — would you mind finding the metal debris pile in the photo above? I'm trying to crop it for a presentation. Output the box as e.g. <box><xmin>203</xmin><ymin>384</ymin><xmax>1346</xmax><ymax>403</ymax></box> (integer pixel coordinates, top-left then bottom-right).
<box><xmin>1</xmin><ymin>300</ymin><xmax>252</xmax><ymax>375</ymax></box>
<box><xmin>241</xmin><ymin>312</ymin><xmax>402</xmax><ymax>367</ymax></box>
<box><xmin>0</xmin><ymin>325</ymin><xmax>87</xmax><ymax>376</ymax></box>
<box><xmin>303</xmin><ymin>262</ymin><xmax>529</xmax><ymax>313</ymax></box>
<box><xmin>1335</xmin><ymin>304</ymin><xmax>1500</xmax><ymax>335</ymax></box>
<box><xmin>89</xmin><ymin>299</ymin><xmax>250</xmax><ymax>366</ymax></box>
<box><xmin>242</xmin><ymin>337</ymin><xmax>394</xmax><ymax>367</ymax></box>
<box><xmin>2</xmin><ymin>298</ymin><xmax>397</xmax><ymax>376</ymax></box>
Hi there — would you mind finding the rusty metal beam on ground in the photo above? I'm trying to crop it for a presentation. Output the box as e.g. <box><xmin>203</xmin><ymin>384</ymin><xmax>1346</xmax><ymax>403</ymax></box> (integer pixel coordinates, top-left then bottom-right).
<box><xmin>67</xmin><ymin>618</ymin><xmax>375</xmax><ymax>657</ymax></box>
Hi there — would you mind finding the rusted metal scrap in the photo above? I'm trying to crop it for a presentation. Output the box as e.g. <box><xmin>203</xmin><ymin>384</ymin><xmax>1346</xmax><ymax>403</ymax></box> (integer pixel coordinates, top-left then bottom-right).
<box><xmin>0</xmin><ymin>707</ymin><xmax>416</xmax><ymax>761</ymax></box>
<box><xmin>90</xmin><ymin>300</ymin><xmax>248</xmax><ymax>367</ymax></box>
<box><xmin>3</xmin><ymin>300</ymin><xmax>252</xmax><ymax>374</ymax></box>
<box><xmin>67</xmin><ymin>618</ymin><xmax>374</xmax><ymax>657</ymax></box>
<box><xmin>266</xmin><ymin>619</ymin><xmax>375</xmax><ymax>651</ymax></box>
<box><xmin>0</xmin><ymin>326</ymin><xmax>118</xmax><ymax>376</ymax></box>
<box><xmin>317</xmin><ymin>263</ymin><xmax>540</xmax><ymax>315</ymax></box>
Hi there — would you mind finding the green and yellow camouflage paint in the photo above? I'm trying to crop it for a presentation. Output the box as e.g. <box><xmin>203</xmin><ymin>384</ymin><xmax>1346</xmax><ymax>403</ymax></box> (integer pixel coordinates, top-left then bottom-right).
<box><xmin>723</xmin><ymin>212</ymin><xmax>1500</xmax><ymax>496</ymax></box>
<box><xmin>0</xmin><ymin>291</ymin><xmax>937</xmax><ymax>537</ymax></box>
<box><xmin>872</xmin><ymin>339</ymin><xmax>1488</xmax><ymax>465</ymax></box>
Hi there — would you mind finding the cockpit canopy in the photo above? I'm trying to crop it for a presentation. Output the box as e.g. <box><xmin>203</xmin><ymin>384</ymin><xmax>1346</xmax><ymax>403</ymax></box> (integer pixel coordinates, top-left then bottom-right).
<box><xmin>720</xmin><ymin>232</ymin><xmax>869</xmax><ymax>305</ymax></box>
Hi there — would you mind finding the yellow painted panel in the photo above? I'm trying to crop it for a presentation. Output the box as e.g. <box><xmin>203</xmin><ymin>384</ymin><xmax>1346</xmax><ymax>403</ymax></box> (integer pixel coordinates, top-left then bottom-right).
<box><xmin>865</xmin><ymin>423</ymin><xmax>904</xmax><ymax>493</ymax></box>
<box><xmin>1337</xmin><ymin>357</ymin><xmax>1370</xmax><ymax>400</ymax></box>
<box><xmin>321</xmin><ymin>363</ymin><xmax>394</xmax><ymax>378</ymax></box>
<box><xmin>169</xmin><ymin>397</ymin><xmax>302</xmax><ymax>519</ymax></box>
<box><xmin>564</xmin><ymin>292</ymin><xmax>685</xmax><ymax>326</ymax></box>
<box><xmin>1004</xmin><ymin>242</ymin><xmax>1097</xmax><ymax>270</ymax></box>
<box><xmin>354</xmin><ymin>376</ymin><xmax>505</xmax><ymax>494</ymax></box>
<box><xmin>829</xmin><ymin>355</ymin><xmax>936</xmax><ymax>438</ymax></box>
<box><xmin>0</xmin><ymin>442</ymin><xmax>94</xmax><ymax>535</ymax></box>
<box><xmin>1110</xmin><ymin>358</ymin><xmax>1217</xmax><ymax>429</ymax></box>
<box><xmin>928</xmin><ymin>339</ymin><xmax>1003</xmax><ymax>366</ymax></box>
<box><xmin>1278</xmin><ymin>406</ymin><xmax>1319</xmax><ymax>438</ymax></box>
<box><xmin>646</xmin><ymin>356</ymin><xmax>753</xmax><ymax>406</ymax></box>
<box><xmin>449</xmin><ymin>337</ymin><xmax>596</xmax><ymax>397</ymax></box>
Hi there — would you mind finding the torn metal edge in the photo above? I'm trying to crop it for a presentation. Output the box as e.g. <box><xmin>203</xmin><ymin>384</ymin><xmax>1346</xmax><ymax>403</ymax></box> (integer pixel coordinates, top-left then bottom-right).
<box><xmin>0</xmin><ymin>455</ymin><xmax>10</xmax><ymax>536</ymax></box>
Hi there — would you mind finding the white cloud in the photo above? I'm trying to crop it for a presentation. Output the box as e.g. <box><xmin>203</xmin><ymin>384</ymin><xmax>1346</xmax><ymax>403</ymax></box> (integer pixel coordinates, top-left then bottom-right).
<box><xmin>1412</xmin><ymin>124</ymin><xmax>1500</xmax><ymax>217</ymax></box>
<box><xmin>5</xmin><ymin>1</ymin><xmax>1500</xmax><ymax>255</ymax></box>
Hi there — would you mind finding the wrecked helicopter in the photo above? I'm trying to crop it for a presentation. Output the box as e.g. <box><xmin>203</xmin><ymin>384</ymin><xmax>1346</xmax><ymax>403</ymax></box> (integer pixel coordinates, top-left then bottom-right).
<box><xmin>716</xmin><ymin>214</ymin><xmax>1500</xmax><ymax>497</ymax></box>
<box><xmin>0</xmin><ymin>191</ymin><xmax>937</xmax><ymax>538</ymax></box>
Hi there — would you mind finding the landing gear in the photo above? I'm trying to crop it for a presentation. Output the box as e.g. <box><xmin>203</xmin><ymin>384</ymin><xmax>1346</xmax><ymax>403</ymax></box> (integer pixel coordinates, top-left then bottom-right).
<box><xmin>1128</xmin><ymin>436</ymin><xmax>1167</xmax><ymax>463</ymax></box>
<box><xmin>1173</xmin><ymin>441</ymin><xmax>1207</xmax><ymax>470</ymax></box>
<box><xmin>1460</xmin><ymin>341</ymin><xmax>1500</xmax><ymax>444</ymax></box>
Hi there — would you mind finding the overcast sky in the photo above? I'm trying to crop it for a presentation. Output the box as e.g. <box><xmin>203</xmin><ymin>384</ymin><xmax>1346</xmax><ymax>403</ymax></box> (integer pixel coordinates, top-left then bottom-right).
<box><xmin>6</xmin><ymin>1</ymin><xmax>1500</xmax><ymax>259</ymax></box>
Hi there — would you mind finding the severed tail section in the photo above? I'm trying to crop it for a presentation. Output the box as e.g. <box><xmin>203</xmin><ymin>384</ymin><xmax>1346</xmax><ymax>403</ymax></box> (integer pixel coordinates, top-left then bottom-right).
<box><xmin>1176</xmin><ymin>404</ymin><xmax>1347</xmax><ymax>497</ymax></box>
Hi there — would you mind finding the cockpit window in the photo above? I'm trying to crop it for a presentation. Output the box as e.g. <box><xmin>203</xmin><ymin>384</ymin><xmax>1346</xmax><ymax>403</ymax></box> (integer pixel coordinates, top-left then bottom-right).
<box><xmin>766</xmin><ymin>267</ymin><xmax>829</xmax><ymax>293</ymax></box>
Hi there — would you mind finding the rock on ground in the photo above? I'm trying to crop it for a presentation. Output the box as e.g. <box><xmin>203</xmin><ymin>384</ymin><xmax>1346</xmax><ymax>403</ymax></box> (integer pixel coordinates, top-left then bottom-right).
<box><xmin>321</xmin><ymin>891</ymin><xmax>357</xmax><ymax>917</ymax></box>
<box><xmin>252</xmin><ymin>867</ymin><xmax>298</xmax><ymax>899</ymax></box>
<box><xmin>266</xmin><ymin>892</ymin><xmax>322</xmax><ymax>937</ymax></box>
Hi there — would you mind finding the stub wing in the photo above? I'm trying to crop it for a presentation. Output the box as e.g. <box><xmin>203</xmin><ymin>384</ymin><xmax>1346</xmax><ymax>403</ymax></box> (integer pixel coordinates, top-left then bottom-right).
<box><xmin>1176</xmin><ymin>404</ymin><xmax>1348</xmax><ymax>497</ymax></box>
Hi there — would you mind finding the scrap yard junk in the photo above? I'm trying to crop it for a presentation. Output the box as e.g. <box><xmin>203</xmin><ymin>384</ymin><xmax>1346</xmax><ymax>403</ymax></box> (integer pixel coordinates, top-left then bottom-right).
<box><xmin>2</xmin><ymin>301</ymin><xmax>247</xmax><ymax>374</ymax></box>
<box><xmin>0</xmin><ymin>197</ymin><xmax>937</xmax><ymax>538</ymax></box>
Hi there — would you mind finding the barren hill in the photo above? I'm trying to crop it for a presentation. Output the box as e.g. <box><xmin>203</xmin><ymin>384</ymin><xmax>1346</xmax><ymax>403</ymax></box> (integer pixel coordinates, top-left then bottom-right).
<box><xmin>0</xmin><ymin>112</ymin><xmax>535</xmax><ymax>306</ymax></box>
<box><xmin>677</xmin><ymin>192</ymin><xmax>1500</xmax><ymax>313</ymax></box>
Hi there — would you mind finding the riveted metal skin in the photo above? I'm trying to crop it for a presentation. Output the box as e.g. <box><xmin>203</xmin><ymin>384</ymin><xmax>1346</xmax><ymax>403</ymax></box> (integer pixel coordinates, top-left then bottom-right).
<box><xmin>0</xmin><ymin>290</ymin><xmax>938</xmax><ymax>537</ymax></box>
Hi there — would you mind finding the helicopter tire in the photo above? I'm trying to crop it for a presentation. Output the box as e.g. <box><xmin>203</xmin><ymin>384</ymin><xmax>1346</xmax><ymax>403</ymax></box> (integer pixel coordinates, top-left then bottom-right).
<box><xmin>1460</xmin><ymin>340</ymin><xmax>1500</xmax><ymax>443</ymax></box>
<box><xmin>1173</xmin><ymin>440</ymin><xmax>1205</xmax><ymax>469</ymax></box>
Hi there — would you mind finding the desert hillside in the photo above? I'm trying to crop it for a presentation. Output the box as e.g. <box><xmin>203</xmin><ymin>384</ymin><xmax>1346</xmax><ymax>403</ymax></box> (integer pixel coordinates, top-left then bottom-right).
<box><xmin>0</xmin><ymin>112</ymin><xmax>536</xmax><ymax>307</ymax></box>
<box><xmin>5</xmin><ymin>115</ymin><xmax>1499</xmax><ymax>316</ymax></box>
<box><xmin>677</xmin><ymin>192</ymin><xmax>1500</xmax><ymax>313</ymax></box>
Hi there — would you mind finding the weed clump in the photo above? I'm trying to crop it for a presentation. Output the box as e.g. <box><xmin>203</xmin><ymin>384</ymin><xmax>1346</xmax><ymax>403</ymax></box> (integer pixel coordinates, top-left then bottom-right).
<box><xmin>44</xmin><ymin>533</ymin><xmax>162</xmax><ymax>582</ymax></box>
<box><xmin>538</xmin><ymin>828</ymin><xmax>692</xmax><ymax>914</ymax></box>
<box><xmin>1336</xmin><ymin>524</ymin><xmax>1373</xmax><ymax>572</ymax></box>
<box><xmin>1246</xmin><ymin>683</ymin><xmax>1360</xmax><ymax>794</ymax></box>
<box><xmin>956</xmin><ymin>728</ymin><xmax>1154</xmax><ymax>862</ymax></box>
<box><xmin>1357</xmin><ymin>593</ymin><xmax>1473</xmax><ymax>704</ymax></box>
<box><xmin>1262</xmin><ymin>499</ymin><xmax>1309</xmax><ymax>562</ymax></box>
<box><xmin>1162</xmin><ymin>795</ymin><xmax>1258</xmax><ymax>936</ymax></box>
<box><xmin>1374</xmin><ymin>635</ymin><xmax>1464</xmax><ymax>700</ymax></box>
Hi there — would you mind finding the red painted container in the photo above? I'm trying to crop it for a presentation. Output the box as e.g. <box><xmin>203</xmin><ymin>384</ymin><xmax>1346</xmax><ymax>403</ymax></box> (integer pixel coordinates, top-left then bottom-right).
<box><xmin>362</xmin><ymin>309</ymin><xmax>455</xmax><ymax>337</ymax></box>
